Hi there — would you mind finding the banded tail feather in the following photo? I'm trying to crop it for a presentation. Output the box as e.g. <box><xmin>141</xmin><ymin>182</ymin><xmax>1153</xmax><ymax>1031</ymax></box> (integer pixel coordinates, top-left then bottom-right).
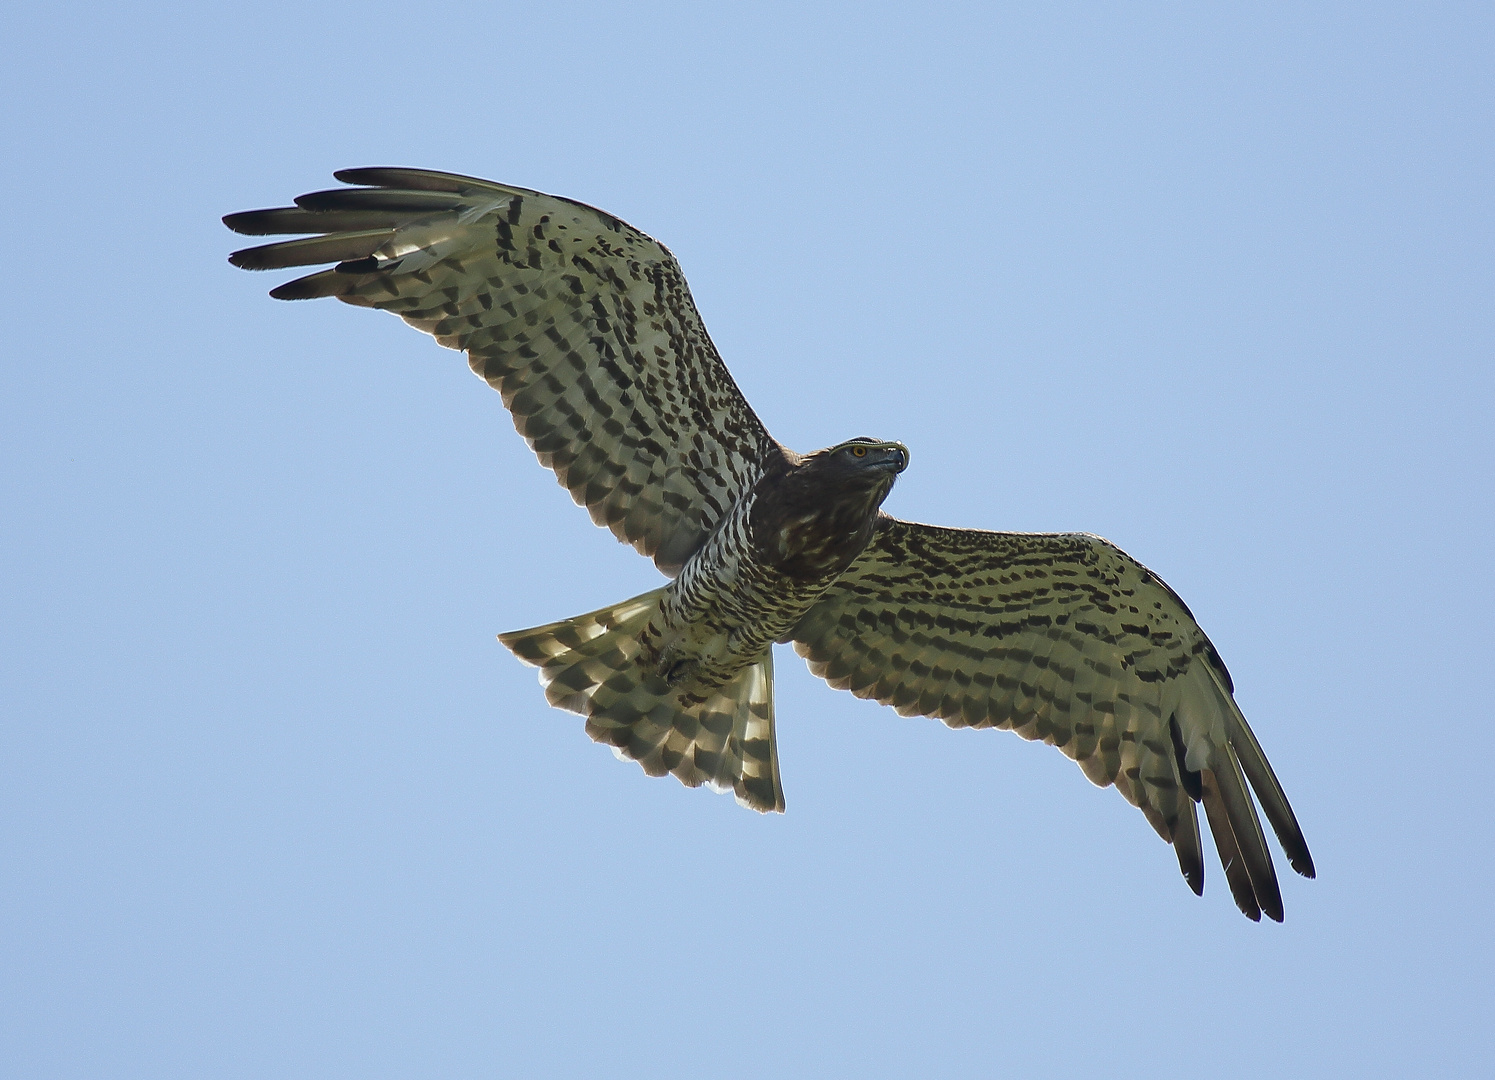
<box><xmin>499</xmin><ymin>590</ymin><xmax>785</xmax><ymax>813</ymax></box>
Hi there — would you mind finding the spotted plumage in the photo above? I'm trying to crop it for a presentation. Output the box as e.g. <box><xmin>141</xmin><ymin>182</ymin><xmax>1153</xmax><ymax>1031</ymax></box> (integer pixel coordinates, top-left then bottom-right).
<box><xmin>227</xmin><ymin>167</ymin><xmax>1314</xmax><ymax>920</ymax></box>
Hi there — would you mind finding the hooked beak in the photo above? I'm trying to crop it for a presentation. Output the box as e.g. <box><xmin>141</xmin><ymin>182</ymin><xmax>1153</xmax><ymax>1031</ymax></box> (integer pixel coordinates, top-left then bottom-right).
<box><xmin>871</xmin><ymin>442</ymin><xmax>909</xmax><ymax>473</ymax></box>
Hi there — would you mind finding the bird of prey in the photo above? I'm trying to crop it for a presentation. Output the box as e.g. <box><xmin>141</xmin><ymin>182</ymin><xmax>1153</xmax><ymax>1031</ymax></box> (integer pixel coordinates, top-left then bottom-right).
<box><xmin>226</xmin><ymin>167</ymin><xmax>1314</xmax><ymax>921</ymax></box>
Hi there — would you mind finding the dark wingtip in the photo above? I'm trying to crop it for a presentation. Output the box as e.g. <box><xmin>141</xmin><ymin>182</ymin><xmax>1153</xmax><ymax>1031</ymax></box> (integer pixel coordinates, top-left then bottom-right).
<box><xmin>1184</xmin><ymin>866</ymin><xmax>1204</xmax><ymax>897</ymax></box>
<box><xmin>1260</xmin><ymin>892</ymin><xmax>1285</xmax><ymax>924</ymax></box>
<box><xmin>267</xmin><ymin>270</ymin><xmax>348</xmax><ymax>301</ymax></box>
<box><xmin>1292</xmin><ymin>852</ymin><xmax>1317</xmax><ymax>880</ymax></box>
<box><xmin>332</xmin><ymin>167</ymin><xmax>380</xmax><ymax>186</ymax></box>
<box><xmin>267</xmin><ymin>281</ymin><xmax>312</xmax><ymax>301</ymax></box>
<box><xmin>224</xmin><ymin>207</ymin><xmax>313</xmax><ymax>236</ymax></box>
<box><xmin>333</xmin><ymin>166</ymin><xmax>474</xmax><ymax>192</ymax></box>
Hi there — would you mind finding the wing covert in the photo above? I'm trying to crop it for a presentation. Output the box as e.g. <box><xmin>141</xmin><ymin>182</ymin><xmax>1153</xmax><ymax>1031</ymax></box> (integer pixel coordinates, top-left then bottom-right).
<box><xmin>226</xmin><ymin>167</ymin><xmax>777</xmax><ymax>574</ymax></box>
<box><xmin>789</xmin><ymin>517</ymin><xmax>1314</xmax><ymax>920</ymax></box>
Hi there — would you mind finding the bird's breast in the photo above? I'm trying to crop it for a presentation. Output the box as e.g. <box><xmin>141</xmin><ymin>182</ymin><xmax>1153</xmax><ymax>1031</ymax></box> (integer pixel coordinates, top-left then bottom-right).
<box><xmin>649</xmin><ymin>493</ymin><xmax>852</xmax><ymax>702</ymax></box>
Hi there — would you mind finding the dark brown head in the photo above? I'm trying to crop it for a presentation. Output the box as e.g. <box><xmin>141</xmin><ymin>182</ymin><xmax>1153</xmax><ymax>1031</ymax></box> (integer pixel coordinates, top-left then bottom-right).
<box><xmin>751</xmin><ymin>437</ymin><xmax>910</xmax><ymax>580</ymax></box>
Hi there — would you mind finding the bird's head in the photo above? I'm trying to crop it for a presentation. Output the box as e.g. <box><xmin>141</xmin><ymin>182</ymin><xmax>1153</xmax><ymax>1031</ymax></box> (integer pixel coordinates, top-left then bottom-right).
<box><xmin>805</xmin><ymin>437</ymin><xmax>910</xmax><ymax>483</ymax></box>
<box><xmin>789</xmin><ymin>436</ymin><xmax>909</xmax><ymax>515</ymax></box>
<box><xmin>754</xmin><ymin>438</ymin><xmax>910</xmax><ymax>579</ymax></box>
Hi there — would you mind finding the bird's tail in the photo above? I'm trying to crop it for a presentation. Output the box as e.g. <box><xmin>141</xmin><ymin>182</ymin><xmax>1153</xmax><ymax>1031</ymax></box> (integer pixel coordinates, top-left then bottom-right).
<box><xmin>499</xmin><ymin>588</ymin><xmax>784</xmax><ymax>812</ymax></box>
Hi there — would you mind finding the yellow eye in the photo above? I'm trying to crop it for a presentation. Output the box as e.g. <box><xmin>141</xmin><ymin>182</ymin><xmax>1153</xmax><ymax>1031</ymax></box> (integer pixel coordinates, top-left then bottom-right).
<box><xmin>852</xmin><ymin>446</ymin><xmax>868</xmax><ymax>457</ymax></box>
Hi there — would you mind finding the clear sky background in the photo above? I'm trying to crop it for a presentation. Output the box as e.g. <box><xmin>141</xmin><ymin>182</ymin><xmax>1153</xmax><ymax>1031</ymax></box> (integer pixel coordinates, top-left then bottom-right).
<box><xmin>4</xmin><ymin>3</ymin><xmax>1492</xmax><ymax>1077</ymax></box>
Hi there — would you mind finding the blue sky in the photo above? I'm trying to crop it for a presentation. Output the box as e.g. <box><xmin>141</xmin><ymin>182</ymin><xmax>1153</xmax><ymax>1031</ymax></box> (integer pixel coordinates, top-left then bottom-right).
<box><xmin>4</xmin><ymin>2</ymin><xmax>1492</xmax><ymax>1077</ymax></box>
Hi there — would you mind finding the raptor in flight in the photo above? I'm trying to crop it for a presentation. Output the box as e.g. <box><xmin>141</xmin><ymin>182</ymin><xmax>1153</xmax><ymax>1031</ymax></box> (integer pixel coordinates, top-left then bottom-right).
<box><xmin>227</xmin><ymin>168</ymin><xmax>1313</xmax><ymax>920</ymax></box>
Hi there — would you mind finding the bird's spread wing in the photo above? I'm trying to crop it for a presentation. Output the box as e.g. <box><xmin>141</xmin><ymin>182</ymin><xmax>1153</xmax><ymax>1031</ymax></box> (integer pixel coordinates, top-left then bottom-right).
<box><xmin>788</xmin><ymin>518</ymin><xmax>1314</xmax><ymax>921</ymax></box>
<box><xmin>226</xmin><ymin>168</ymin><xmax>777</xmax><ymax>575</ymax></box>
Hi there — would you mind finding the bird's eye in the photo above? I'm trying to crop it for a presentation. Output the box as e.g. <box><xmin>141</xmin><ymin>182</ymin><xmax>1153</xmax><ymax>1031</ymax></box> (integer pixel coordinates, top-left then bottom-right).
<box><xmin>851</xmin><ymin>446</ymin><xmax>868</xmax><ymax>457</ymax></box>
